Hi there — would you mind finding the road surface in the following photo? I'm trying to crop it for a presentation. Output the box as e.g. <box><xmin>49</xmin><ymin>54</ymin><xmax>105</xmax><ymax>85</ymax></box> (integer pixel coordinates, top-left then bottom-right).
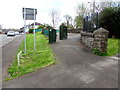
<box><xmin>1</xmin><ymin>34</ymin><xmax>24</xmax><ymax>80</ymax></box>
<box><xmin>2</xmin><ymin>33</ymin><xmax>118</xmax><ymax>88</ymax></box>
<box><xmin>0</xmin><ymin>35</ymin><xmax>19</xmax><ymax>47</ymax></box>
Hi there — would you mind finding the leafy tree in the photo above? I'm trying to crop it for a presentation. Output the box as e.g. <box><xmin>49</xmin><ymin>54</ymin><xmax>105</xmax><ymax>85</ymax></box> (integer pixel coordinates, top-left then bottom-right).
<box><xmin>37</xmin><ymin>25</ymin><xmax>46</xmax><ymax>29</ymax></box>
<box><xmin>74</xmin><ymin>3</ymin><xmax>87</xmax><ymax>28</ymax></box>
<box><xmin>99</xmin><ymin>7</ymin><xmax>120</xmax><ymax>38</ymax></box>
<box><xmin>29</xmin><ymin>29</ymin><xmax>34</xmax><ymax>33</ymax></box>
<box><xmin>45</xmin><ymin>24</ymin><xmax>53</xmax><ymax>29</ymax></box>
<box><xmin>74</xmin><ymin>15</ymin><xmax>83</xmax><ymax>28</ymax></box>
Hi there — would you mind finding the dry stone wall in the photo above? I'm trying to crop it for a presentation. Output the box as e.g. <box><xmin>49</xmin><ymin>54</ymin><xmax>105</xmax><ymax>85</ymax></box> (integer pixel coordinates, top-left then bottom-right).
<box><xmin>80</xmin><ymin>27</ymin><xmax>109</xmax><ymax>53</ymax></box>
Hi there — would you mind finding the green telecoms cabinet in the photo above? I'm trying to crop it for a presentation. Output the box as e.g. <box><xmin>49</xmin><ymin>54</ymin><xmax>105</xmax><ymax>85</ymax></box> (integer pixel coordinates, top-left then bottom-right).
<box><xmin>49</xmin><ymin>29</ymin><xmax>56</xmax><ymax>44</ymax></box>
<box><xmin>59</xmin><ymin>24</ymin><xmax>68</xmax><ymax>40</ymax></box>
<box><xmin>64</xmin><ymin>26</ymin><xmax>68</xmax><ymax>39</ymax></box>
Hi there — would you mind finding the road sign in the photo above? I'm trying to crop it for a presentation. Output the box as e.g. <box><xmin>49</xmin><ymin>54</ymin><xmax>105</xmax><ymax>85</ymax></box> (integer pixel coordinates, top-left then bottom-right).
<box><xmin>22</xmin><ymin>8</ymin><xmax>37</xmax><ymax>53</ymax></box>
<box><xmin>23</xmin><ymin>8</ymin><xmax>37</xmax><ymax>20</ymax></box>
<box><xmin>23</xmin><ymin>14</ymin><xmax>36</xmax><ymax>20</ymax></box>
<box><xmin>23</xmin><ymin>8</ymin><xmax>37</xmax><ymax>14</ymax></box>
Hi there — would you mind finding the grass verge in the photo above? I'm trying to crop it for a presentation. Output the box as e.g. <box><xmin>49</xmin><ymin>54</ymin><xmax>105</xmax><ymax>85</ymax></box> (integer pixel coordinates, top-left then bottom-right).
<box><xmin>106</xmin><ymin>38</ymin><xmax>119</xmax><ymax>56</ymax></box>
<box><xmin>5</xmin><ymin>32</ymin><xmax>55</xmax><ymax>80</ymax></box>
<box><xmin>93</xmin><ymin>38</ymin><xmax>120</xmax><ymax>56</ymax></box>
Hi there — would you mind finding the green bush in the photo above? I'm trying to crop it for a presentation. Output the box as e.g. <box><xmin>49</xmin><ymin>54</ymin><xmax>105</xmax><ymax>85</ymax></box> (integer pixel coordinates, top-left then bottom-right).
<box><xmin>92</xmin><ymin>48</ymin><xmax>107</xmax><ymax>56</ymax></box>
<box><xmin>37</xmin><ymin>25</ymin><xmax>46</xmax><ymax>29</ymax></box>
<box><xmin>46</xmin><ymin>25</ymin><xmax>53</xmax><ymax>29</ymax></box>
<box><xmin>29</xmin><ymin>29</ymin><xmax>34</xmax><ymax>33</ymax></box>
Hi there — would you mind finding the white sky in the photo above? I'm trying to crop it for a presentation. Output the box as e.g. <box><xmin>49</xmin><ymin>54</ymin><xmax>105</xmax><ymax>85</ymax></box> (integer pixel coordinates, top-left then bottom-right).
<box><xmin>0</xmin><ymin>0</ymin><xmax>119</xmax><ymax>29</ymax></box>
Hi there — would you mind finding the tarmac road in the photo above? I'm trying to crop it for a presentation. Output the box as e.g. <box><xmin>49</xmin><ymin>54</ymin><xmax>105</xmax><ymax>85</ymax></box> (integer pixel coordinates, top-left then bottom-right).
<box><xmin>2</xmin><ymin>33</ymin><xmax>119</xmax><ymax>88</ymax></box>
<box><xmin>2</xmin><ymin>34</ymin><xmax>24</xmax><ymax>80</ymax></box>
<box><xmin>0</xmin><ymin>34</ymin><xmax>19</xmax><ymax>47</ymax></box>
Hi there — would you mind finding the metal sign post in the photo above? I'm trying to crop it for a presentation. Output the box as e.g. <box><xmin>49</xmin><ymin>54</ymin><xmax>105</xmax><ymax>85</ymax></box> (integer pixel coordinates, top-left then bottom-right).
<box><xmin>23</xmin><ymin>8</ymin><xmax>37</xmax><ymax>52</ymax></box>
<box><xmin>34</xmin><ymin>8</ymin><xmax>36</xmax><ymax>50</ymax></box>
<box><xmin>24</xmin><ymin>8</ymin><xmax>26</xmax><ymax>53</ymax></box>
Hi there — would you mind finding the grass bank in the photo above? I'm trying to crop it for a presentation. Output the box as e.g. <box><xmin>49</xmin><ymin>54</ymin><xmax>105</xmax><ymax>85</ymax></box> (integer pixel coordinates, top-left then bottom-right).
<box><xmin>106</xmin><ymin>38</ymin><xmax>119</xmax><ymax>56</ymax></box>
<box><xmin>93</xmin><ymin>38</ymin><xmax>119</xmax><ymax>56</ymax></box>
<box><xmin>6</xmin><ymin>32</ymin><xmax>55</xmax><ymax>80</ymax></box>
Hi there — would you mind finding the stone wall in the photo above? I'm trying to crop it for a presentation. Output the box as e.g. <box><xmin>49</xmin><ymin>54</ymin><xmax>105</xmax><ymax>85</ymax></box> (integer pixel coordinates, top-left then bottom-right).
<box><xmin>68</xmin><ymin>29</ymin><xmax>82</xmax><ymax>33</ymax></box>
<box><xmin>80</xmin><ymin>32</ymin><xmax>94</xmax><ymax>49</ymax></box>
<box><xmin>80</xmin><ymin>27</ymin><xmax>109</xmax><ymax>53</ymax></box>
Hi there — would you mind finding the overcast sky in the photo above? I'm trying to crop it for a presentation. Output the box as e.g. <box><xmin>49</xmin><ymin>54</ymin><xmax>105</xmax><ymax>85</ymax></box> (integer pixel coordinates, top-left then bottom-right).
<box><xmin>0</xmin><ymin>0</ymin><xmax>118</xmax><ymax>29</ymax></box>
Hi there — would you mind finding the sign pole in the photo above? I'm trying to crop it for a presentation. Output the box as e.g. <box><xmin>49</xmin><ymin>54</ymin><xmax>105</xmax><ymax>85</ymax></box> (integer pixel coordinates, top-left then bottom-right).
<box><xmin>23</xmin><ymin>8</ymin><xmax>37</xmax><ymax>51</ymax></box>
<box><xmin>34</xmin><ymin>8</ymin><xmax>36</xmax><ymax>50</ymax></box>
<box><xmin>24</xmin><ymin>8</ymin><xmax>26</xmax><ymax>53</ymax></box>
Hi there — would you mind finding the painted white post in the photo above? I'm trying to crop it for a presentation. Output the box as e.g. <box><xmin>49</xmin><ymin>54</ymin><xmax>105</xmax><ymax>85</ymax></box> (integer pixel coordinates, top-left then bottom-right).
<box><xmin>17</xmin><ymin>51</ymin><xmax>22</xmax><ymax>66</ymax></box>
<box><xmin>24</xmin><ymin>8</ymin><xmax>26</xmax><ymax>53</ymax></box>
<box><xmin>17</xmin><ymin>54</ymin><xmax>20</xmax><ymax>66</ymax></box>
<box><xmin>34</xmin><ymin>8</ymin><xmax>36</xmax><ymax>50</ymax></box>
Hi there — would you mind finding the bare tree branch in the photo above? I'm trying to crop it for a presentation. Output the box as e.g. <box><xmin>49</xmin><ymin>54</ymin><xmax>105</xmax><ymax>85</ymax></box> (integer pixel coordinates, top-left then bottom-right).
<box><xmin>64</xmin><ymin>15</ymin><xmax>72</xmax><ymax>27</ymax></box>
<box><xmin>49</xmin><ymin>9</ymin><xmax>60</xmax><ymax>28</ymax></box>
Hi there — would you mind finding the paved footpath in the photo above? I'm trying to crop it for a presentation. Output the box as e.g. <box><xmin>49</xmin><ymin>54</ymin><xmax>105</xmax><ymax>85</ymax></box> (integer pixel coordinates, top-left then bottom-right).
<box><xmin>3</xmin><ymin>33</ymin><xmax>118</xmax><ymax>88</ymax></box>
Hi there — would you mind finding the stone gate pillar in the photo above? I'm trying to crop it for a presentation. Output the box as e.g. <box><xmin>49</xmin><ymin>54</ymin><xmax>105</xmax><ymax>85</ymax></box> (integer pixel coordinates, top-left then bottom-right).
<box><xmin>93</xmin><ymin>27</ymin><xmax>109</xmax><ymax>52</ymax></box>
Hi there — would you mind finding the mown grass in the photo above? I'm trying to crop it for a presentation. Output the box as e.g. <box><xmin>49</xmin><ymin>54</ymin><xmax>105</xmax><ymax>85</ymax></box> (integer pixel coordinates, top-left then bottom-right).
<box><xmin>6</xmin><ymin>32</ymin><xmax>55</xmax><ymax>80</ymax></box>
<box><xmin>106</xmin><ymin>38</ymin><xmax>120</xmax><ymax>56</ymax></box>
<box><xmin>93</xmin><ymin>38</ymin><xmax>120</xmax><ymax>56</ymax></box>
